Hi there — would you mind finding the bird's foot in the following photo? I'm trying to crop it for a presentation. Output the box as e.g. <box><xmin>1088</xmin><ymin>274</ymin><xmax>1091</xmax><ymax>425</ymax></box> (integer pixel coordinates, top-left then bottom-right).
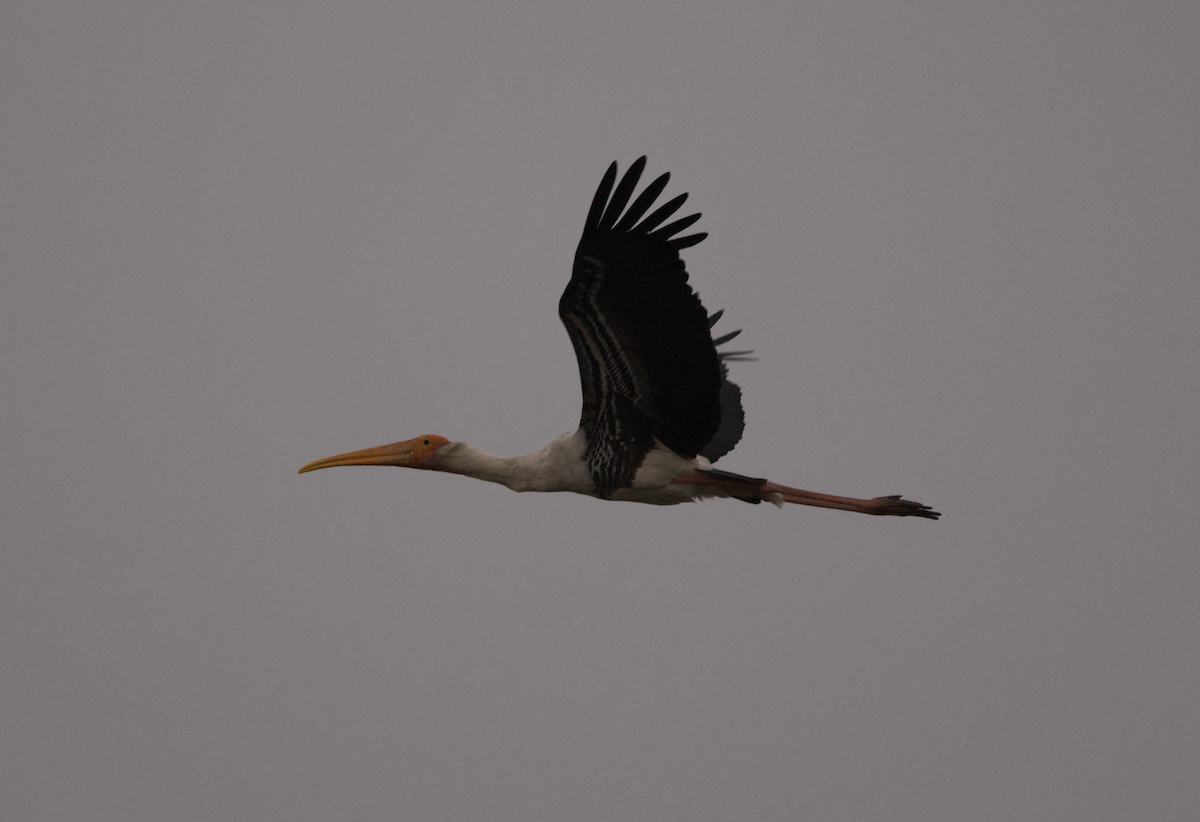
<box><xmin>869</xmin><ymin>495</ymin><xmax>941</xmax><ymax>520</ymax></box>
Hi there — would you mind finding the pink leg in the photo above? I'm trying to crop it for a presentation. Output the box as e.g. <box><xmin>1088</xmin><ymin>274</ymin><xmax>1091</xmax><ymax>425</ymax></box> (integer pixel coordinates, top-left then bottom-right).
<box><xmin>673</xmin><ymin>473</ymin><xmax>939</xmax><ymax>519</ymax></box>
<box><xmin>762</xmin><ymin>481</ymin><xmax>940</xmax><ymax>519</ymax></box>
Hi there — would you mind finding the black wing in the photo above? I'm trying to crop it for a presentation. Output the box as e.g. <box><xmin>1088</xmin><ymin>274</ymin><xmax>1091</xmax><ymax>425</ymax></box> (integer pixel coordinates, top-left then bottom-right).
<box><xmin>558</xmin><ymin>157</ymin><xmax>749</xmax><ymax>497</ymax></box>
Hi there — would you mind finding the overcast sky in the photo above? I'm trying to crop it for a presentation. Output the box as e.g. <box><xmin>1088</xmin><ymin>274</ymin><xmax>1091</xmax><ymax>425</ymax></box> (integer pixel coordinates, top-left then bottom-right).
<box><xmin>4</xmin><ymin>2</ymin><xmax>1198</xmax><ymax>820</ymax></box>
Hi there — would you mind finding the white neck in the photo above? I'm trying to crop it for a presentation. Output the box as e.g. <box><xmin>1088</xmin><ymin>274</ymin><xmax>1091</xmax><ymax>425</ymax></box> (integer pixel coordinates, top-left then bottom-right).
<box><xmin>435</xmin><ymin>432</ymin><xmax>590</xmax><ymax>494</ymax></box>
<box><xmin>436</xmin><ymin>442</ymin><xmax>526</xmax><ymax>489</ymax></box>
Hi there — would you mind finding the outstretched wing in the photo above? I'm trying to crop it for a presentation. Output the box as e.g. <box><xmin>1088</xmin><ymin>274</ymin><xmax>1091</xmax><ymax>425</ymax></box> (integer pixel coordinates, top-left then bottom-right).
<box><xmin>558</xmin><ymin>157</ymin><xmax>748</xmax><ymax>496</ymax></box>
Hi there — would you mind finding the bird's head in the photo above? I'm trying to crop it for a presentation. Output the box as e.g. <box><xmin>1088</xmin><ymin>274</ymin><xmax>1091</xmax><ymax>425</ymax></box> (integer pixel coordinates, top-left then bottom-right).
<box><xmin>298</xmin><ymin>434</ymin><xmax>451</xmax><ymax>474</ymax></box>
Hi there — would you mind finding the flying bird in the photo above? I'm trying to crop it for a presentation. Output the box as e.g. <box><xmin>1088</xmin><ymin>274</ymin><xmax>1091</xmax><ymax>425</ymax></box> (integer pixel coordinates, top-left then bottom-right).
<box><xmin>300</xmin><ymin>158</ymin><xmax>939</xmax><ymax>519</ymax></box>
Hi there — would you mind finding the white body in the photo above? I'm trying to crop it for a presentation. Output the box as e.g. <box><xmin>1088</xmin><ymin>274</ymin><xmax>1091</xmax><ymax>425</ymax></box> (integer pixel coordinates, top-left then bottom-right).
<box><xmin>436</xmin><ymin>428</ymin><xmax>733</xmax><ymax>505</ymax></box>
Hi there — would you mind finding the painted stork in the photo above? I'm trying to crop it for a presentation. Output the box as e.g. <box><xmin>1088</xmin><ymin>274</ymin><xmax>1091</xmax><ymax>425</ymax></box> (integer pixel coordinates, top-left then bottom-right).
<box><xmin>299</xmin><ymin>158</ymin><xmax>939</xmax><ymax>519</ymax></box>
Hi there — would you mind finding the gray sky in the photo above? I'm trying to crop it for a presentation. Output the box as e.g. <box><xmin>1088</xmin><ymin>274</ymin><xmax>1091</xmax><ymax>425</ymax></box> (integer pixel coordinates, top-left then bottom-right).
<box><xmin>4</xmin><ymin>2</ymin><xmax>1198</xmax><ymax>820</ymax></box>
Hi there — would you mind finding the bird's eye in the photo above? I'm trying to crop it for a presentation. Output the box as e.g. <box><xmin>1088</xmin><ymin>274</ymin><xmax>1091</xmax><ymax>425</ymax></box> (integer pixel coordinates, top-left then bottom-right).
<box><xmin>422</xmin><ymin>438</ymin><xmax>430</xmax><ymax>446</ymax></box>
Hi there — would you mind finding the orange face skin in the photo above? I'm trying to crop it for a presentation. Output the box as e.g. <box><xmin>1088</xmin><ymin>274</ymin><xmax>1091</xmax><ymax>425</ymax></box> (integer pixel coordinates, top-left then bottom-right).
<box><xmin>298</xmin><ymin>434</ymin><xmax>449</xmax><ymax>474</ymax></box>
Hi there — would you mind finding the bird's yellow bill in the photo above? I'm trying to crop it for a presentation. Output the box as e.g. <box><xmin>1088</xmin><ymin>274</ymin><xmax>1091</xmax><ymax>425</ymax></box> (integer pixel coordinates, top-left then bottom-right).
<box><xmin>298</xmin><ymin>440</ymin><xmax>418</xmax><ymax>474</ymax></box>
<box><xmin>298</xmin><ymin>435</ymin><xmax>447</xmax><ymax>474</ymax></box>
